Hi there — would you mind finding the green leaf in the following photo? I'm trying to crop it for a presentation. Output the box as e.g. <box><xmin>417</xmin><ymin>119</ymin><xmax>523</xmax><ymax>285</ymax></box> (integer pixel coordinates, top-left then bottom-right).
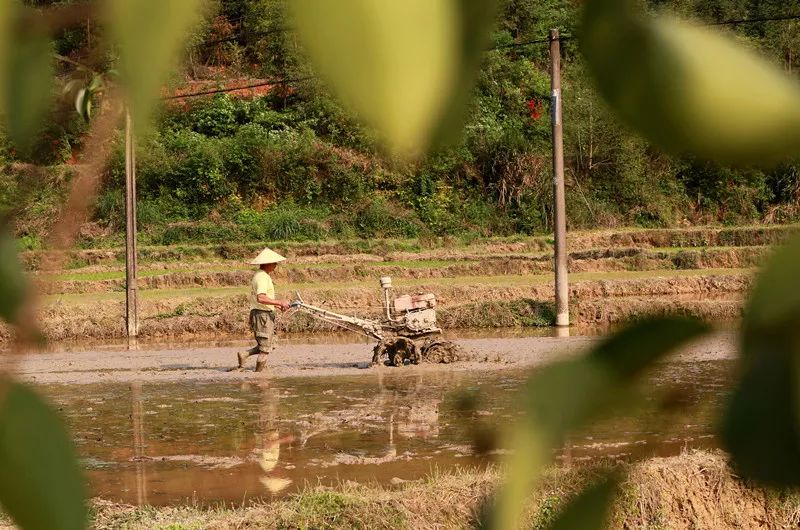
<box><xmin>547</xmin><ymin>474</ymin><xmax>619</xmax><ymax>530</ymax></box>
<box><xmin>0</xmin><ymin>229</ymin><xmax>27</xmax><ymax>324</ymax></box>
<box><xmin>108</xmin><ymin>0</ymin><xmax>204</xmax><ymax>128</ymax></box>
<box><xmin>581</xmin><ymin>0</ymin><xmax>800</xmax><ymax>165</ymax></box>
<box><xmin>0</xmin><ymin>1</ymin><xmax>9</xmax><ymax>111</ymax></box>
<box><xmin>0</xmin><ymin>381</ymin><xmax>87</xmax><ymax>530</ymax></box>
<box><xmin>2</xmin><ymin>7</ymin><xmax>53</xmax><ymax>156</ymax></box>
<box><xmin>493</xmin><ymin>317</ymin><xmax>708</xmax><ymax>530</ymax></box>
<box><xmin>88</xmin><ymin>74</ymin><xmax>102</xmax><ymax>93</ymax></box>
<box><xmin>722</xmin><ymin>233</ymin><xmax>800</xmax><ymax>487</ymax></box>
<box><xmin>427</xmin><ymin>1</ymin><xmax>498</xmax><ymax>149</ymax></box>
<box><xmin>721</xmin><ymin>339</ymin><xmax>800</xmax><ymax>487</ymax></box>
<box><xmin>524</xmin><ymin>316</ymin><xmax>710</xmax><ymax>446</ymax></box>
<box><xmin>291</xmin><ymin>0</ymin><xmax>497</xmax><ymax>158</ymax></box>
<box><xmin>74</xmin><ymin>88</ymin><xmax>89</xmax><ymax>120</ymax></box>
<box><xmin>742</xmin><ymin>233</ymin><xmax>800</xmax><ymax>332</ymax></box>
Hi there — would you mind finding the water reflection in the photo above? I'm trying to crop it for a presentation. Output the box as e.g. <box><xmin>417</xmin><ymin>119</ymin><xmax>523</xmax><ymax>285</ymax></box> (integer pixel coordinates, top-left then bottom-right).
<box><xmin>131</xmin><ymin>382</ymin><xmax>147</xmax><ymax>506</ymax></box>
<box><xmin>43</xmin><ymin>361</ymin><xmax>732</xmax><ymax>506</ymax></box>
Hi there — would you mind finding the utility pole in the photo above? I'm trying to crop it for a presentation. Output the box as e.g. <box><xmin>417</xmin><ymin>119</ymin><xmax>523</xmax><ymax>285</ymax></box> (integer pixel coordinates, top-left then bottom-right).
<box><xmin>550</xmin><ymin>29</ymin><xmax>569</xmax><ymax>327</ymax></box>
<box><xmin>125</xmin><ymin>109</ymin><xmax>139</xmax><ymax>338</ymax></box>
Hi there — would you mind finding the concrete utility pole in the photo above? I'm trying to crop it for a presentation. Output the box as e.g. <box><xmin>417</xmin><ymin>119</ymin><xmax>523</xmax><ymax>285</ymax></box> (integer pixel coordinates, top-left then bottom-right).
<box><xmin>125</xmin><ymin>109</ymin><xmax>139</xmax><ymax>338</ymax></box>
<box><xmin>549</xmin><ymin>29</ymin><xmax>569</xmax><ymax>327</ymax></box>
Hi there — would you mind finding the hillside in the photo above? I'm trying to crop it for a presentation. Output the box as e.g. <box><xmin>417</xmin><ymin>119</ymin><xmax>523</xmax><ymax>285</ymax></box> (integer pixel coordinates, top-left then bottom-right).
<box><xmin>2</xmin><ymin>0</ymin><xmax>800</xmax><ymax>251</ymax></box>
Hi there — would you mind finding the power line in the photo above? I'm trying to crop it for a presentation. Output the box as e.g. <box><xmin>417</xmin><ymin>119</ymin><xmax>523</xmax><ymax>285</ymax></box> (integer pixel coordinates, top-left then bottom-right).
<box><xmin>486</xmin><ymin>12</ymin><xmax>800</xmax><ymax>52</ymax></box>
<box><xmin>709</xmin><ymin>13</ymin><xmax>800</xmax><ymax>27</ymax></box>
<box><xmin>162</xmin><ymin>76</ymin><xmax>314</xmax><ymax>100</ymax></box>
<box><xmin>192</xmin><ymin>10</ymin><xmax>800</xmax><ymax>52</ymax></box>
<box><xmin>490</xmin><ymin>37</ymin><xmax>549</xmax><ymax>50</ymax></box>
<box><xmin>175</xmin><ymin>11</ymin><xmax>800</xmax><ymax>99</ymax></box>
<box><xmin>490</xmin><ymin>35</ymin><xmax>573</xmax><ymax>51</ymax></box>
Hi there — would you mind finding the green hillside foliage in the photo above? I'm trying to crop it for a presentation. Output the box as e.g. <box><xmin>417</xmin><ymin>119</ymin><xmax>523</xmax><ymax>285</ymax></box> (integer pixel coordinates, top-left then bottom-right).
<box><xmin>3</xmin><ymin>0</ymin><xmax>800</xmax><ymax>249</ymax></box>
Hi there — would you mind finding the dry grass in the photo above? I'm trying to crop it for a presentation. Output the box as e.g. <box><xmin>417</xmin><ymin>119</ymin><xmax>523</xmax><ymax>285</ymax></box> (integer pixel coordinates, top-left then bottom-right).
<box><xmin>75</xmin><ymin>451</ymin><xmax>800</xmax><ymax>530</ymax></box>
<box><xmin>32</xmin><ymin>248</ymin><xmax>767</xmax><ymax>296</ymax></box>
<box><xmin>615</xmin><ymin>451</ymin><xmax>800</xmax><ymax>529</ymax></box>
<box><xmin>19</xmin><ymin>224</ymin><xmax>797</xmax><ymax>273</ymax></box>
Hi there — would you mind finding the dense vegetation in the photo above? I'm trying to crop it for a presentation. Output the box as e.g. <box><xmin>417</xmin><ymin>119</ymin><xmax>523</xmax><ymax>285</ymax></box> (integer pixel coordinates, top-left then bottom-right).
<box><xmin>3</xmin><ymin>0</ymin><xmax>800</xmax><ymax>249</ymax></box>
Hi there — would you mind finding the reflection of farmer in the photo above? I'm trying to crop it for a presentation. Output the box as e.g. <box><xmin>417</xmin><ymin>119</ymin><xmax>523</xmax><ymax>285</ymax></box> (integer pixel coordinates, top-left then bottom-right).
<box><xmin>236</xmin><ymin>248</ymin><xmax>291</xmax><ymax>372</ymax></box>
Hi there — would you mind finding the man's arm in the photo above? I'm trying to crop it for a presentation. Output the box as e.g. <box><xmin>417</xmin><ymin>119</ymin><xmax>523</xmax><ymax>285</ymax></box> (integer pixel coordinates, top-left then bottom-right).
<box><xmin>257</xmin><ymin>293</ymin><xmax>290</xmax><ymax>311</ymax></box>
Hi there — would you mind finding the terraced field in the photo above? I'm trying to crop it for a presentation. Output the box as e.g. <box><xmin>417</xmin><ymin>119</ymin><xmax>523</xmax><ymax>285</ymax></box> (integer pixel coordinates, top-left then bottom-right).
<box><xmin>5</xmin><ymin>225</ymin><xmax>795</xmax><ymax>344</ymax></box>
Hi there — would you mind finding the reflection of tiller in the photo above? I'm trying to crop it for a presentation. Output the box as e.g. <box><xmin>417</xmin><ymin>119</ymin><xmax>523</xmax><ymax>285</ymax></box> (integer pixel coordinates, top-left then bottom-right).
<box><xmin>291</xmin><ymin>276</ymin><xmax>463</xmax><ymax>366</ymax></box>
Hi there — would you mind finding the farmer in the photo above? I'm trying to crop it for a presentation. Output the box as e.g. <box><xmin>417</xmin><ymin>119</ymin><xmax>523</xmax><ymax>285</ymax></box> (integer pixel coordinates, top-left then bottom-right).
<box><xmin>236</xmin><ymin>247</ymin><xmax>291</xmax><ymax>372</ymax></box>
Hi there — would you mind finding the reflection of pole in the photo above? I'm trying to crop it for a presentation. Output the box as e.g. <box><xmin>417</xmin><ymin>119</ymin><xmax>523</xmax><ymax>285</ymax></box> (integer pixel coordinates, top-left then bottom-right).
<box><xmin>549</xmin><ymin>29</ymin><xmax>569</xmax><ymax>328</ymax></box>
<box><xmin>125</xmin><ymin>109</ymin><xmax>139</xmax><ymax>339</ymax></box>
<box><xmin>131</xmin><ymin>382</ymin><xmax>147</xmax><ymax>505</ymax></box>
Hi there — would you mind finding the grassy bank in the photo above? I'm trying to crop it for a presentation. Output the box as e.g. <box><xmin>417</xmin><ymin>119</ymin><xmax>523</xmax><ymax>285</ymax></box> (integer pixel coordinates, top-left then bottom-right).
<box><xmin>78</xmin><ymin>451</ymin><xmax>799</xmax><ymax>530</ymax></box>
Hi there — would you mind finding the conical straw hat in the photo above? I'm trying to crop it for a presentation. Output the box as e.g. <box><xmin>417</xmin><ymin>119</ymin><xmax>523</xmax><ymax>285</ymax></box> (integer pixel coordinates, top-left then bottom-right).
<box><xmin>250</xmin><ymin>248</ymin><xmax>286</xmax><ymax>265</ymax></box>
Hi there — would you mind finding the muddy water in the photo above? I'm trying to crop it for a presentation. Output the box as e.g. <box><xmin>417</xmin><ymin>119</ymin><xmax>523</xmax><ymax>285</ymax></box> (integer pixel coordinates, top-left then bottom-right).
<box><xmin>40</xmin><ymin>360</ymin><xmax>732</xmax><ymax>506</ymax></box>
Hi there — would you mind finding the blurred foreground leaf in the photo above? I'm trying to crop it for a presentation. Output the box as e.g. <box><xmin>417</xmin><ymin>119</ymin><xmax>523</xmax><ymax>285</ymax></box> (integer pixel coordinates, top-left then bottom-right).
<box><xmin>0</xmin><ymin>2</ymin><xmax>8</xmax><ymax>112</ymax></box>
<box><xmin>0</xmin><ymin>381</ymin><xmax>86</xmax><ymax>530</ymax></box>
<box><xmin>581</xmin><ymin>0</ymin><xmax>800</xmax><ymax>165</ymax></box>
<box><xmin>547</xmin><ymin>474</ymin><xmax>619</xmax><ymax>530</ymax></box>
<box><xmin>427</xmin><ymin>1</ymin><xmax>498</xmax><ymax>149</ymax></box>
<box><xmin>0</xmin><ymin>229</ymin><xmax>27</xmax><ymax>323</ymax></box>
<box><xmin>2</xmin><ymin>6</ymin><xmax>53</xmax><ymax>156</ymax></box>
<box><xmin>108</xmin><ymin>0</ymin><xmax>204</xmax><ymax>128</ymax></box>
<box><xmin>291</xmin><ymin>0</ymin><xmax>496</xmax><ymax>159</ymax></box>
<box><xmin>722</xmin><ymin>233</ymin><xmax>800</xmax><ymax>486</ymax></box>
<box><xmin>493</xmin><ymin>317</ymin><xmax>709</xmax><ymax>529</ymax></box>
<box><xmin>524</xmin><ymin>316</ymin><xmax>710</xmax><ymax>446</ymax></box>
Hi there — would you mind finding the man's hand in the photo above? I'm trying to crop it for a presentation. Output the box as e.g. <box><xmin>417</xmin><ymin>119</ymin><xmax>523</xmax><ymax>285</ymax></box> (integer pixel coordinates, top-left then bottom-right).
<box><xmin>277</xmin><ymin>300</ymin><xmax>291</xmax><ymax>311</ymax></box>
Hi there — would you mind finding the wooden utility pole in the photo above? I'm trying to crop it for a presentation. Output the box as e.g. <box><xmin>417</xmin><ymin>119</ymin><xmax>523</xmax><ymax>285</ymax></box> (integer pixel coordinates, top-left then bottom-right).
<box><xmin>550</xmin><ymin>29</ymin><xmax>569</xmax><ymax>327</ymax></box>
<box><xmin>125</xmin><ymin>109</ymin><xmax>139</xmax><ymax>337</ymax></box>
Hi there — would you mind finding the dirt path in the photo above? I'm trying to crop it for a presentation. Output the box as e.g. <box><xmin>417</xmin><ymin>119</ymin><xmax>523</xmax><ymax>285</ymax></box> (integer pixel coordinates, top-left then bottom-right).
<box><xmin>8</xmin><ymin>332</ymin><xmax>738</xmax><ymax>385</ymax></box>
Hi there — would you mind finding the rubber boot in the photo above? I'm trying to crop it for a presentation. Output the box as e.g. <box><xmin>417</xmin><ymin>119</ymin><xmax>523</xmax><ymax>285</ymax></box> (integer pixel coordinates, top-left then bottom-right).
<box><xmin>254</xmin><ymin>359</ymin><xmax>267</xmax><ymax>372</ymax></box>
<box><xmin>237</xmin><ymin>351</ymin><xmax>248</xmax><ymax>369</ymax></box>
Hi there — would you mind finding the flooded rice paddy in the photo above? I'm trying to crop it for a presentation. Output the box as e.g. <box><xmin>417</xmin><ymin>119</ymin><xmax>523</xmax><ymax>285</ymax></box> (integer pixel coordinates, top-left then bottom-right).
<box><xmin>40</xmin><ymin>357</ymin><xmax>732</xmax><ymax>506</ymax></box>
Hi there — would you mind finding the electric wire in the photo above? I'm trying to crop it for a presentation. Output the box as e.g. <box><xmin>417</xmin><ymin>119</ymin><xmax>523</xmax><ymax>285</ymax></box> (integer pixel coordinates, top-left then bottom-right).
<box><xmin>175</xmin><ymin>13</ymin><xmax>800</xmax><ymax>99</ymax></box>
<box><xmin>162</xmin><ymin>75</ymin><xmax>314</xmax><ymax>100</ymax></box>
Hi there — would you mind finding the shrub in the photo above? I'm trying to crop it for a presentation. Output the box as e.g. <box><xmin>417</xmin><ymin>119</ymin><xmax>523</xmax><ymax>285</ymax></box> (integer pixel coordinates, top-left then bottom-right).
<box><xmin>183</xmin><ymin>94</ymin><xmax>240</xmax><ymax>137</ymax></box>
<box><xmin>220</xmin><ymin>123</ymin><xmax>272</xmax><ymax>194</ymax></box>
<box><xmin>156</xmin><ymin>222</ymin><xmax>240</xmax><ymax>245</ymax></box>
<box><xmin>161</xmin><ymin>129</ymin><xmax>232</xmax><ymax>205</ymax></box>
<box><xmin>677</xmin><ymin>159</ymin><xmax>773</xmax><ymax>224</ymax></box>
<box><xmin>235</xmin><ymin>203</ymin><xmax>329</xmax><ymax>241</ymax></box>
<box><xmin>29</xmin><ymin>123</ymin><xmax>73</xmax><ymax>165</ymax></box>
<box><xmin>354</xmin><ymin>198</ymin><xmax>421</xmax><ymax>239</ymax></box>
<box><xmin>137</xmin><ymin>195</ymin><xmax>193</xmax><ymax>227</ymax></box>
<box><xmin>93</xmin><ymin>189</ymin><xmax>125</xmax><ymax>230</ymax></box>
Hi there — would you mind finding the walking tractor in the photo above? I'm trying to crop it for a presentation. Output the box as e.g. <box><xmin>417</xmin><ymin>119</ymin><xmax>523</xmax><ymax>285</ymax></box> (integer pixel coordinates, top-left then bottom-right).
<box><xmin>290</xmin><ymin>277</ymin><xmax>463</xmax><ymax>366</ymax></box>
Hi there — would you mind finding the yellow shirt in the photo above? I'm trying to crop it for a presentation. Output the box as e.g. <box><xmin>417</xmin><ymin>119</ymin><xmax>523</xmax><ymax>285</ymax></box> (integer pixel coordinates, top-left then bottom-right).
<box><xmin>251</xmin><ymin>270</ymin><xmax>276</xmax><ymax>312</ymax></box>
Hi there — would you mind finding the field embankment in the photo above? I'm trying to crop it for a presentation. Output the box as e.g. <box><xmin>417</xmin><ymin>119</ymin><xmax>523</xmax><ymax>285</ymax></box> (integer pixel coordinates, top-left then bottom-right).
<box><xmin>4</xmin><ymin>225</ymin><xmax>792</xmax><ymax>345</ymax></box>
<box><xmin>76</xmin><ymin>451</ymin><xmax>800</xmax><ymax>530</ymax></box>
